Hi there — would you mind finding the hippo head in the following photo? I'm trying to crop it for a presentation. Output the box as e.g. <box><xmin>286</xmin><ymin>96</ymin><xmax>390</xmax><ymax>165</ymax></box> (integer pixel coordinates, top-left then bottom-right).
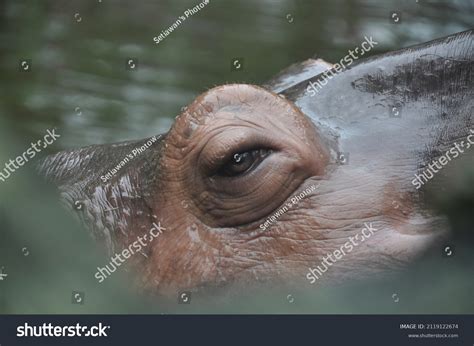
<box><xmin>143</xmin><ymin>84</ymin><xmax>448</xmax><ymax>295</ymax></box>
<box><xmin>36</xmin><ymin>31</ymin><xmax>472</xmax><ymax>297</ymax></box>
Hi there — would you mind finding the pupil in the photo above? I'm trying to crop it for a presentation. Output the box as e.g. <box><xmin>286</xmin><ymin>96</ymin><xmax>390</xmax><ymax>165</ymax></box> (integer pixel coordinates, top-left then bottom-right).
<box><xmin>233</xmin><ymin>152</ymin><xmax>248</xmax><ymax>164</ymax></box>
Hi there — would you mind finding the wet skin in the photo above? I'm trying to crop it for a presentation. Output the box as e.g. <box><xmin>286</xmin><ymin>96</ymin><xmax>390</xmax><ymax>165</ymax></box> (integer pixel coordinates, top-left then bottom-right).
<box><xmin>38</xmin><ymin>30</ymin><xmax>473</xmax><ymax>295</ymax></box>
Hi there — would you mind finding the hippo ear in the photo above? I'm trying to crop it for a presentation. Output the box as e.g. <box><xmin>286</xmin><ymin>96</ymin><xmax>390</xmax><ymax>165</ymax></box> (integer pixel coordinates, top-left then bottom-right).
<box><xmin>158</xmin><ymin>84</ymin><xmax>330</xmax><ymax>228</ymax></box>
<box><xmin>264</xmin><ymin>58</ymin><xmax>334</xmax><ymax>94</ymax></box>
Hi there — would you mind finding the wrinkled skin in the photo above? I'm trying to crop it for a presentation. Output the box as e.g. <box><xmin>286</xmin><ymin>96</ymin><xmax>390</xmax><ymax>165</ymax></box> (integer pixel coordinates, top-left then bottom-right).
<box><xmin>38</xmin><ymin>30</ymin><xmax>473</xmax><ymax>296</ymax></box>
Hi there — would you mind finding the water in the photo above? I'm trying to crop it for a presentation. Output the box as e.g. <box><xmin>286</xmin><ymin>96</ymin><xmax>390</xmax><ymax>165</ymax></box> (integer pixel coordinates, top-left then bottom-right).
<box><xmin>0</xmin><ymin>0</ymin><xmax>473</xmax><ymax>313</ymax></box>
<box><xmin>1</xmin><ymin>0</ymin><xmax>472</xmax><ymax>150</ymax></box>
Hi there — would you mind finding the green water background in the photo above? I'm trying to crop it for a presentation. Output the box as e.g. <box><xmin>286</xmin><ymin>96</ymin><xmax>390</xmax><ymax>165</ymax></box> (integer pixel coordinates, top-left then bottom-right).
<box><xmin>0</xmin><ymin>0</ymin><xmax>473</xmax><ymax>313</ymax></box>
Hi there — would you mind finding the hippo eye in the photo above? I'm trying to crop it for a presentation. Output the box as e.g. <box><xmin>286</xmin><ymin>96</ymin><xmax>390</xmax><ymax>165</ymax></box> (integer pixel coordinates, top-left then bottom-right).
<box><xmin>217</xmin><ymin>149</ymin><xmax>272</xmax><ymax>177</ymax></box>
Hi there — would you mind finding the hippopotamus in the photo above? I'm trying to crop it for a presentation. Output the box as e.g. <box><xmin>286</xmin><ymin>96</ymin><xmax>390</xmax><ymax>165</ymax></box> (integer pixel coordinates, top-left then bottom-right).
<box><xmin>38</xmin><ymin>29</ymin><xmax>473</xmax><ymax>296</ymax></box>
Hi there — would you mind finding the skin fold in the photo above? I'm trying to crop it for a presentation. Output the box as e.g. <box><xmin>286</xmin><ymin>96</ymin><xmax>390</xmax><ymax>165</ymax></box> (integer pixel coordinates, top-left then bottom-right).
<box><xmin>37</xmin><ymin>29</ymin><xmax>473</xmax><ymax>296</ymax></box>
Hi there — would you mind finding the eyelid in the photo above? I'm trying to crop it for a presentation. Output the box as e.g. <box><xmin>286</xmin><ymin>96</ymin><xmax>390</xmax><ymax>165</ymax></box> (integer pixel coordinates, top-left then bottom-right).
<box><xmin>199</xmin><ymin>132</ymin><xmax>279</xmax><ymax>175</ymax></box>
